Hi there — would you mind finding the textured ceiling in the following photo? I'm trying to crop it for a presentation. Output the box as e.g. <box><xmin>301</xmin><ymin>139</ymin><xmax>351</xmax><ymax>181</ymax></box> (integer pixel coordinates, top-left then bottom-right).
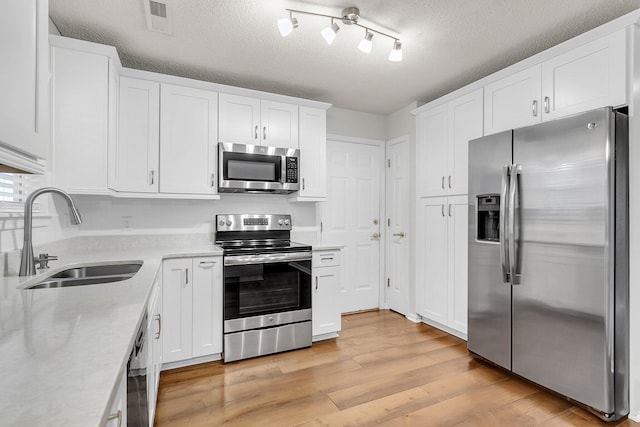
<box><xmin>49</xmin><ymin>0</ymin><xmax>640</xmax><ymax>115</ymax></box>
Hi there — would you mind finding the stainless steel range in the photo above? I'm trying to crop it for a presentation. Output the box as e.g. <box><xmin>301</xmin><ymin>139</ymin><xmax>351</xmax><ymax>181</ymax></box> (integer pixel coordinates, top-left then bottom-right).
<box><xmin>216</xmin><ymin>214</ymin><xmax>312</xmax><ymax>362</ymax></box>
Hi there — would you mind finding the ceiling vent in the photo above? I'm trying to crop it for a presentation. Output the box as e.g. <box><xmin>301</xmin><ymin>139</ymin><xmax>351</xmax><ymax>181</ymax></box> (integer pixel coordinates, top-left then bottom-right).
<box><xmin>143</xmin><ymin>0</ymin><xmax>172</xmax><ymax>34</ymax></box>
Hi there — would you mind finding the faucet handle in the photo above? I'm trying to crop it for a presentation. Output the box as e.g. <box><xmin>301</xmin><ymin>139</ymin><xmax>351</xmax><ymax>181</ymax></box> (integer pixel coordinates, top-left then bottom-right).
<box><xmin>35</xmin><ymin>254</ymin><xmax>58</xmax><ymax>270</ymax></box>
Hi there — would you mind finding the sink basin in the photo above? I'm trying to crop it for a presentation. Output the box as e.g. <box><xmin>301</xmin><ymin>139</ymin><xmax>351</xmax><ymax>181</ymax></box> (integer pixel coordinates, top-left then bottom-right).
<box><xmin>26</xmin><ymin>262</ymin><xmax>142</xmax><ymax>289</ymax></box>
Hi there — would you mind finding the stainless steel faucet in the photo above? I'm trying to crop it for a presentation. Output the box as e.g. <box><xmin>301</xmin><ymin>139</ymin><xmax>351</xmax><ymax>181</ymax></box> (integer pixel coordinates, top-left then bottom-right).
<box><xmin>19</xmin><ymin>187</ymin><xmax>82</xmax><ymax>276</ymax></box>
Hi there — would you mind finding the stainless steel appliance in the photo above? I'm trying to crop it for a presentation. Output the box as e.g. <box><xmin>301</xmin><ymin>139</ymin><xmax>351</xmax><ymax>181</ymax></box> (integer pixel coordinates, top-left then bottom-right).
<box><xmin>216</xmin><ymin>214</ymin><xmax>312</xmax><ymax>362</ymax></box>
<box><xmin>218</xmin><ymin>142</ymin><xmax>300</xmax><ymax>194</ymax></box>
<box><xmin>467</xmin><ymin>107</ymin><xmax>628</xmax><ymax>421</ymax></box>
<box><xmin>127</xmin><ymin>313</ymin><xmax>149</xmax><ymax>427</ymax></box>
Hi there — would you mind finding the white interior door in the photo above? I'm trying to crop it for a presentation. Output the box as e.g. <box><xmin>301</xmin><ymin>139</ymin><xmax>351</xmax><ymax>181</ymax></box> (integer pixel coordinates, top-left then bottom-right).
<box><xmin>385</xmin><ymin>137</ymin><xmax>410</xmax><ymax>315</ymax></box>
<box><xmin>322</xmin><ymin>138</ymin><xmax>382</xmax><ymax>313</ymax></box>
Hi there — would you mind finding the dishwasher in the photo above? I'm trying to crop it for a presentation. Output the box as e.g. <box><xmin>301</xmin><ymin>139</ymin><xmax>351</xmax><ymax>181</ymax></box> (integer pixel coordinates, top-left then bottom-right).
<box><xmin>127</xmin><ymin>313</ymin><xmax>149</xmax><ymax>426</ymax></box>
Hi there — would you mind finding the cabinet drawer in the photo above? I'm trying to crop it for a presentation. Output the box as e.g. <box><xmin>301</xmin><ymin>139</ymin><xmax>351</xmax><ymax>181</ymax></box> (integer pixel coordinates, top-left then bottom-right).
<box><xmin>312</xmin><ymin>250</ymin><xmax>341</xmax><ymax>267</ymax></box>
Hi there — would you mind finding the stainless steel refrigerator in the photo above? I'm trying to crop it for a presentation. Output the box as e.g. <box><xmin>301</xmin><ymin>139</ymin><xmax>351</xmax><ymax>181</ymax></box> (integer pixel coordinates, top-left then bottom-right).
<box><xmin>467</xmin><ymin>107</ymin><xmax>628</xmax><ymax>421</ymax></box>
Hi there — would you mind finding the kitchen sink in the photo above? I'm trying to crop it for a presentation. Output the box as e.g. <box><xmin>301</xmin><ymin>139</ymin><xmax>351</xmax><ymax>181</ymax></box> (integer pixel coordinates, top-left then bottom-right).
<box><xmin>26</xmin><ymin>262</ymin><xmax>143</xmax><ymax>289</ymax></box>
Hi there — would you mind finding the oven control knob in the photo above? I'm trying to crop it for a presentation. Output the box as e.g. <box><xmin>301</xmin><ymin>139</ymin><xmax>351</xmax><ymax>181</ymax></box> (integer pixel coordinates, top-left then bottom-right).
<box><xmin>268</xmin><ymin>317</ymin><xmax>274</xmax><ymax>322</ymax></box>
<box><xmin>226</xmin><ymin>219</ymin><xmax>233</xmax><ymax>226</ymax></box>
<box><xmin>278</xmin><ymin>219</ymin><xmax>284</xmax><ymax>226</ymax></box>
<box><xmin>218</xmin><ymin>218</ymin><xmax>225</xmax><ymax>227</ymax></box>
<box><xmin>284</xmin><ymin>219</ymin><xmax>290</xmax><ymax>226</ymax></box>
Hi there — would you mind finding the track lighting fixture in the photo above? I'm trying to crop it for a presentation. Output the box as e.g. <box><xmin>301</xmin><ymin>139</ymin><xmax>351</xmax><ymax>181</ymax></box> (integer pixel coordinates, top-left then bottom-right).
<box><xmin>278</xmin><ymin>6</ymin><xmax>402</xmax><ymax>62</ymax></box>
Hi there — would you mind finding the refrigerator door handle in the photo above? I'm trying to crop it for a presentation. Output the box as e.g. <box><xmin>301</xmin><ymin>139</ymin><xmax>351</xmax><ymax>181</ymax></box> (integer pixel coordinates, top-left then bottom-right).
<box><xmin>508</xmin><ymin>164</ymin><xmax>522</xmax><ymax>285</ymax></box>
<box><xmin>500</xmin><ymin>165</ymin><xmax>511</xmax><ymax>284</ymax></box>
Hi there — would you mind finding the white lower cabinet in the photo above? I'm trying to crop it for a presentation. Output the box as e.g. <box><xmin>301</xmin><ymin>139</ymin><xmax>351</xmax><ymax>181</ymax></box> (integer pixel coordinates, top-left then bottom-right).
<box><xmin>147</xmin><ymin>277</ymin><xmax>162</xmax><ymax>426</ymax></box>
<box><xmin>161</xmin><ymin>256</ymin><xmax>223</xmax><ymax>366</ymax></box>
<box><xmin>104</xmin><ymin>370</ymin><xmax>127</xmax><ymax>427</ymax></box>
<box><xmin>312</xmin><ymin>249</ymin><xmax>342</xmax><ymax>340</ymax></box>
<box><xmin>415</xmin><ymin>195</ymin><xmax>468</xmax><ymax>337</ymax></box>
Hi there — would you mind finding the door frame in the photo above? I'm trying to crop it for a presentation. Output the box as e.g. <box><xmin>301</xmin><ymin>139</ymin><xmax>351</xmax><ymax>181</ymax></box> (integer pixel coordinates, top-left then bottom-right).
<box><xmin>323</xmin><ymin>133</ymin><xmax>386</xmax><ymax>310</ymax></box>
<box><xmin>384</xmin><ymin>135</ymin><xmax>410</xmax><ymax>314</ymax></box>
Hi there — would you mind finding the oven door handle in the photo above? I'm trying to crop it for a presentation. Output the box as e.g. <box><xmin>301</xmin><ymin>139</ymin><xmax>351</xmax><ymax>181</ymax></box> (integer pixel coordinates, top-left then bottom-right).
<box><xmin>224</xmin><ymin>252</ymin><xmax>312</xmax><ymax>266</ymax></box>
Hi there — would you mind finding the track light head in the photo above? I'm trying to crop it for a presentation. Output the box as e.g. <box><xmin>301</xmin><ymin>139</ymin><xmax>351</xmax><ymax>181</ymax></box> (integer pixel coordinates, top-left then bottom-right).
<box><xmin>389</xmin><ymin>40</ymin><xmax>402</xmax><ymax>62</ymax></box>
<box><xmin>358</xmin><ymin>30</ymin><xmax>373</xmax><ymax>54</ymax></box>
<box><xmin>321</xmin><ymin>21</ymin><xmax>340</xmax><ymax>45</ymax></box>
<box><xmin>278</xmin><ymin>14</ymin><xmax>298</xmax><ymax>37</ymax></box>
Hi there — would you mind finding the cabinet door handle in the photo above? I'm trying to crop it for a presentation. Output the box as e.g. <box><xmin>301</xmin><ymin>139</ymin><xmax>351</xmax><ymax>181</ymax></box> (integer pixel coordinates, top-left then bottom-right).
<box><xmin>448</xmin><ymin>175</ymin><xmax>452</xmax><ymax>189</ymax></box>
<box><xmin>150</xmin><ymin>170</ymin><xmax>155</xmax><ymax>185</ymax></box>
<box><xmin>254</xmin><ymin>125</ymin><xmax>258</xmax><ymax>139</ymax></box>
<box><xmin>154</xmin><ymin>314</ymin><xmax>161</xmax><ymax>339</ymax></box>
<box><xmin>441</xmin><ymin>204</ymin><xmax>445</xmax><ymax>217</ymax></box>
<box><xmin>302</xmin><ymin>178</ymin><xmax>305</xmax><ymax>190</ymax></box>
<box><xmin>441</xmin><ymin>176</ymin><xmax>445</xmax><ymax>189</ymax></box>
<box><xmin>107</xmin><ymin>410</ymin><xmax>122</xmax><ymax>427</ymax></box>
<box><xmin>210</xmin><ymin>173</ymin><xmax>215</xmax><ymax>188</ymax></box>
<box><xmin>393</xmin><ymin>231</ymin><xmax>405</xmax><ymax>238</ymax></box>
<box><xmin>544</xmin><ymin>96</ymin><xmax>550</xmax><ymax>114</ymax></box>
<box><xmin>185</xmin><ymin>268</ymin><xmax>189</xmax><ymax>285</ymax></box>
<box><xmin>263</xmin><ymin>126</ymin><xmax>267</xmax><ymax>140</ymax></box>
<box><xmin>448</xmin><ymin>204</ymin><xmax>452</xmax><ymax>217</ymax></box>
<box><xmin>315</xmin><ymin>276</ymin><xmax>318</xmax><ymax>290</ymax></box>
<box><xmin>532</xmin><ymin>100</ymin><xmax>538</xmax><ymax>117</ymax></box>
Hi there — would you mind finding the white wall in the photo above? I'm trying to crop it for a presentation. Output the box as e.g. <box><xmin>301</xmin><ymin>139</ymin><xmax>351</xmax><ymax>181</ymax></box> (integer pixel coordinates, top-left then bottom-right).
<box><xmin>327</xmin><ymin>107</ymin><xmax>387</xmax><ymax>140</ymax></box>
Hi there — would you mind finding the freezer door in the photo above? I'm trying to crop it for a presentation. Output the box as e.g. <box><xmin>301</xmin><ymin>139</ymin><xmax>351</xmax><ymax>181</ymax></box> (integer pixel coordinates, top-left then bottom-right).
<box><xmin>511</xmin><ymin>108</ymin><xmax>616</xmax><ymax>414</ymax></box>
<box><xmin>467</xmin><ymin>130</ymin><xmax>512</xmax><ymax>370</ymax></box>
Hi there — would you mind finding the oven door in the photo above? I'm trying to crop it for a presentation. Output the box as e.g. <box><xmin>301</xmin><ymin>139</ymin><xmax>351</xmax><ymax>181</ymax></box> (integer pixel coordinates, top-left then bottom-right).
<box><xmin>223</xmin><ymin>252</ymin><xmax>311</xmax><ymax>332</ymax></box>
<box><xmin>218</xmin><ymin>142</ymin><xmax>299</xmax><ymax>194</ymax></box>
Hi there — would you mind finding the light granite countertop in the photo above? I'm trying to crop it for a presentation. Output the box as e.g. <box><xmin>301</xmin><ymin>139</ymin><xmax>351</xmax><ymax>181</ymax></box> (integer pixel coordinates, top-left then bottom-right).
<box><xmin>0</xmin><ymin>234</ymin><xmax>223</xmax><ymax>427</ymax></box>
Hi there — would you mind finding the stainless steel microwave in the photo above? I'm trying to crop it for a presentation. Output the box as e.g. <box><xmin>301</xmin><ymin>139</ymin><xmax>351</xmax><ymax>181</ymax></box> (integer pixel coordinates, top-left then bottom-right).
<box><xmin>218</xmin><ymin>142</ymin><xmax>300</xmax><ymax>194</ymax></box>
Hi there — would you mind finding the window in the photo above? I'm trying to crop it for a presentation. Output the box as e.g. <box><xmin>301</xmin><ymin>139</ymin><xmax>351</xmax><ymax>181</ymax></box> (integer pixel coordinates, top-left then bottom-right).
<box><xmin>0</xmin><ymin>173</ymin><xmax>45</xmax><ymax>213</ymax></box>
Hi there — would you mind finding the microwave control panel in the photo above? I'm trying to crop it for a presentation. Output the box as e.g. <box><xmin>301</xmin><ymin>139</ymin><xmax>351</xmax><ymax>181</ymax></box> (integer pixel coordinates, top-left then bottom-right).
<box><xmin>285</xmin><ymin>157</ymin><xmax>298</xmax><ymax>183</ymax></box>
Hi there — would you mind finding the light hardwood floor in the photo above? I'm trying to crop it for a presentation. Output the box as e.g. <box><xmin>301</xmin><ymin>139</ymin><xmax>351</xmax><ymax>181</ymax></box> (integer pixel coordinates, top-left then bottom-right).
<box><xmin>155</xmin><ymin>310</ymin><xmax>638</xmax><ymax>426</ymax></box>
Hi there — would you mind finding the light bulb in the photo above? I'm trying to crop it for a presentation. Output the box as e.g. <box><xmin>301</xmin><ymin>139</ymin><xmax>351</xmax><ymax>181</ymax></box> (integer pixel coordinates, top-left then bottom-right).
<box><xmin>358</xmin><ymin>31</ymin><xmax>373</xmax><ymax>54</ymax></box>
<box><xmin>278</xmin><ymin>16</ymin><xmax>298</xmax><ymax>37</ymax></box>
<box><xmin>389</xmin><ymin>40</ymin><xmax>402</xmax><ymax>62</ymax></box>
<box><xmin>321</xmin><ymin>22</ymin><xmax>340</xmax><ymax>45</ymax></box>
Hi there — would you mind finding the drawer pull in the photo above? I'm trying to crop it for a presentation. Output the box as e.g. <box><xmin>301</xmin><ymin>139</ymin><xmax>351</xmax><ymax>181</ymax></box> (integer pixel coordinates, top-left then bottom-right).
<box><xmin>107</xmin><ymin>410</ymin><xmax>122</xmax><ymax>427</ymax></box>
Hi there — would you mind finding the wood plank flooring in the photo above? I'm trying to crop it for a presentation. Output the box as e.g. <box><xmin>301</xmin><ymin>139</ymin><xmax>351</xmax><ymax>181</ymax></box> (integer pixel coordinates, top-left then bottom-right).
<box><xmin>154</xmin><ymin>310</ymin><xmax>638</xmax><ymax>426</ymax></box>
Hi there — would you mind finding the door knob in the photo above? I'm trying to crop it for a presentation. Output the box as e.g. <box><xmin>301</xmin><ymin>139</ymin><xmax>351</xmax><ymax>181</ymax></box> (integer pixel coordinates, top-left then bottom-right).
<box><xmin>392</xmin><ymin>231</ymin><xmax>405</xmax><ymax>238</ymax></box>
<box><xmin>372</xmin><ymin>232</ymin><xmax>380</xmax><ymax>239</ymax></box>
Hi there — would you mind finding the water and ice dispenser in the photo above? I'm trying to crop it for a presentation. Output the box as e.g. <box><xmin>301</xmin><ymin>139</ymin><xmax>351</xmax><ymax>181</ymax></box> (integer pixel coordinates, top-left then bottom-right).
<box><xmin>476</xmin><ymin>194</ymin><xmax>500</xmax><ymax>242</ymax></box>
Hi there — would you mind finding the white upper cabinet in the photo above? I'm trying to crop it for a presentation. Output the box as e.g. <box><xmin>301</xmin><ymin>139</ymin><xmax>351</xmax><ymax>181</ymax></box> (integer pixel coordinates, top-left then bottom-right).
<box><xmin>113</xmin><ymin>77</ymin><xmax>160</xmax><ymax>193</ymax></box>
<box><xmin>218</xmin><ymin>93</ymin><xmax>260</xmax><ymax>145</ymax></box>
<box><xmin>417</xmin><ymin>88</ymin><xmax>483</xmax><ymax>197</ymax></box>
<box><xmin>541</xmin><ymin>29</ymin><xmax>626</xmax><ymax>120</ymax></box>
<box><xmin>0</xmin><ymin>0</ymin><xmax>49</xmax><ymax>164</ymax></box>
<box><xmin>416</xmin><ymin>104</ymin><xmax>447</xmax><ymax>198</ymax></box>
<box><xmin>219</xmin><ymin>93</ymin><xmax>299</xmax><ymax>148</ymax></box>
<box><xmin>51</xmin><ymin>46</ymin><xmax>110</xmax><ymax>194</ymax></box>
<box><xmin>260</xmin><ymin>100</ymin><xmax>299</xmax><ymax>148</ymax></box>
<box><xmin>484</xmin><ymin>65</ymin><xmax>542</xmax><ymax>135</ymax></box>
<box><xmin>297</xmin><ymin>106</ymin><xmax>327</xmax><ymax>200</ymax></box>
<box><xmin>159</xmin><ymin>84</ymin><xmax>218</xmax><ymax>195</ymax></box>
<box><xmin>485</xmin><ymin>28</ymin><xmax>626</xmax><ymax>135</ymax></box>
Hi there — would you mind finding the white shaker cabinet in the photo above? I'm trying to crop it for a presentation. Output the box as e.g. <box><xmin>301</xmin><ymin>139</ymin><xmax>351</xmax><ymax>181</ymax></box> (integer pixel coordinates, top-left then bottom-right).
<box><xmin>159</xmin><ymin>84</ymin><xmax>218</xmax><ymax>195</ymax></box>
<box><xmin>112</xmin><ymin>77</ymin><xmax>160</xmax><ymax>193</ymax></box>
<box><xmin>312</xmin><ymin>249</ymin><xmax>342</xmax><ymax>340</ymax></box>
<box><xmin>541</xmin><ymin>28</ymin><xmax>626</xmax><ymax>120</ymax></box>
<box><xmin>415</xmin><ymin>195</ymin><xmax>468</xmax><ymax>337</ymax></box>
<box><xmin>51</xmin><ymin>45</ymin><xmax>110</xmax><ymax>194</ymax></box>
<box><xmin>0</xmin><ymin>0</ymin><xmax>49</xmax><ymax>164</ymax></box>
<box><xmin>297</xmin><ymin>106</ymin><xmax>327</xmax><ymax>200</ymax></box>
<box><xmin>162</xmin><ymin>257</ymin><xmax>223</xmax><ymax>366</ymax></box>
<box><xmin>485</xmin><ymin>28</ymin><xmax>626</xmax><ymax>135</ymax></box>
<box><xmin>192</xmin><ymin>257</ymin><xmax>223</xmax><ymax>358</ymax></box>
<box><xmin>484</xmin><ymin>65</ymin><xmax>542</xmax><ymax>135</ymax></box>
<box><xmin>104</xmin><ymin>369</ymin><xmax>127</xmax><ymax>427</ymax></box>
<box><xmin>147</xmin><ymin>277</ymin><xmax>162</xmax><ymax>426</ymax></box>
<box><xmin>416</xmin><ymin>88</ymin><xmax>483</xmax><ymax>197</ymax></box>
<box><xmin>218</xmin><ymin>93</ymin><xmax>299</xmax><ymax>148</ymax></box>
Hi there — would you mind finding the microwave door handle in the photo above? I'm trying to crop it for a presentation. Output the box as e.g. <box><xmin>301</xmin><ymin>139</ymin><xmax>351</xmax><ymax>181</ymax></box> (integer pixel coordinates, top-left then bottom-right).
<box><xmin>500</xmin><ymin>165</ymin><xmax>510</xmax><ymax>284</ymax></box>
